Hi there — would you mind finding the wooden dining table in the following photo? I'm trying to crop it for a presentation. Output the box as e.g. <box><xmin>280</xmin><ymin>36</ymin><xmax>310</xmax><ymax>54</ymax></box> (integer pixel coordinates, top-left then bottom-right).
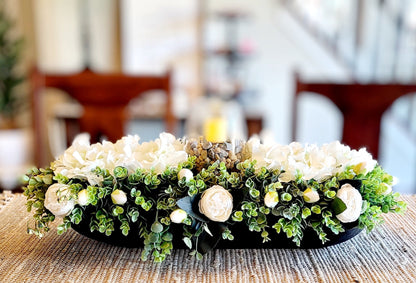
<box><xmin>0</xmin><ymin>192</ymin><xmax>415</xmax><ymax>282</ymax></box>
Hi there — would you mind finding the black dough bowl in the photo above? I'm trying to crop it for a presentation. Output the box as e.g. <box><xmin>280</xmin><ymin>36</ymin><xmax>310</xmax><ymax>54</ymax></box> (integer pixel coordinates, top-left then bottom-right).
<box><xmin>71</xmin><ymin>216</ymin><xmax>362</xmax><ymax>250</ymax></box>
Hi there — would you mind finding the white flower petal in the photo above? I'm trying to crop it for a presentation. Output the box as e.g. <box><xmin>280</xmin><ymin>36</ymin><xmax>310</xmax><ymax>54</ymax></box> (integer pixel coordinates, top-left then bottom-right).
<box><xmin>336</xmin><ymin>184</ymin><xmax>363</xmax><ymax>223</ymax></box>
<box><xmin>44</xmin><ymin>183</ymin><xmax>75</xmax><ymax>217</ymax></box>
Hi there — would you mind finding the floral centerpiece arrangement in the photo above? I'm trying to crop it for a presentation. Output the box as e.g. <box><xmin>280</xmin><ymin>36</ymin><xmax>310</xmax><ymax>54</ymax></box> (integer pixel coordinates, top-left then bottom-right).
<box><xmin>23</xmin><ymin>133</ymin><xmax>406</xmax><ymax>262</ymax></box>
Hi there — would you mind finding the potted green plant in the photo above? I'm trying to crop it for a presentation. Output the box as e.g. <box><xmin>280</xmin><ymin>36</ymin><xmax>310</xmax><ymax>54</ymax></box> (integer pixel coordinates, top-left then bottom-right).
<box><xmin>0</xmin><ymin>4</ymin><xmax>29</xmax><ymax>190</ymax></box>
<box><xmin>0</xmin><ymin>4</ymin><xmax>24</xmax><ymax>128</ymax></box>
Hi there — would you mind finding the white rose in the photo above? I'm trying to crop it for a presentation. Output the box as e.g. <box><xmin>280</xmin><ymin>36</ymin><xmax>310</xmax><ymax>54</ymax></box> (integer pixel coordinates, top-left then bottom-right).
<box><xmin>111</xmin><ymin>189</ymin><xmax>127</xmax><ymax>205</ymax></box>
<box><xmin>336</xmin><ymin>184</ymin><xmax>363</xmax><ymax>223</ymax></box>
<box><xmin>264</xmin><ymin>191</ymin><xmax>279</xmax><ymax>208</ymax></box>
<box><xmin>199</xmin><ymin>185</ymin><xmax>233</xmax><ymax>222</ymax></box>
<box><xmin>170</xmin><ymin>209</ymin><xmax>187</xmax><ymax>223</ymax></box>
<box><xmin>77</xmin><ymin>189</ymin><xmax>89</xmax><ymax>206</ymax></box>
<box><xmin>44</xmin><ymin>183</ymin><xmax>75</xmax><ymax>217</ymax></box>
<box><xmin>303</xmin><ymin>188</ymin><xmax>320</xmax><ymax>203</ymax></box>
<box><xmin>178</xmin><ymin>169</ymin><xmax>193</xmax><ymax>182</ymax></box>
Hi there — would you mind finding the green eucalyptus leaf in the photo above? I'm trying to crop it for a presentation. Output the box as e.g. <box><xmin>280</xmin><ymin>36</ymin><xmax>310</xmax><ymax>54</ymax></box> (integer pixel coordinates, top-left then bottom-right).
<box><xmin>183</xmin><ymin>237</ymin><xmax>192</xmax><ymax>249</ymax></box>
<box><xmin>162</xmin><ymin>232</ymin><xmax>173</xmax><ymax>242</ymax></box>
<box><xmin>203</xmin><ymin>224</ymin><xmax>213</xmax><ymax>237</ymax></box>
<box><xmin>148</xmin><ymin>232</ymin><xmax>159</xmax><ymax>243</ymax></box>
<box><xmin>151</xmin><ymin>222</ymin><xmax>163</xmax><ymax>233</ymax></box>
<box><xmin>281</xmin><ymin>192</ymin><xmax>292</xmax><ymax>202</ymax></box>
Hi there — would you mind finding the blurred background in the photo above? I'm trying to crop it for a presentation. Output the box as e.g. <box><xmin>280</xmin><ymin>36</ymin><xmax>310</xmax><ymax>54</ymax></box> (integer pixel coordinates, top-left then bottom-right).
<box><xmin>0</xmin><ymin>0</ymin><xmax>415</xmax><ymax>193</ymax></box>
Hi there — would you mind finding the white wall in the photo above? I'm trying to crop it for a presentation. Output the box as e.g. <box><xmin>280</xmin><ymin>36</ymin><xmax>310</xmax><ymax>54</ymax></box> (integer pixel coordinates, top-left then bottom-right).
<box><xmin>120</xmin><ymin>0</ymin><xmax>200</xmax><ymax>107</ymax></box>
<box><xmin>33</xmin><ymin>0</ymin><xmax>85</xmax><ymax>73</ymax></box>
<box><xmin>207</xmin><ymin>0</ymin><xmax>349</xmax><ymax>144</ymax></box>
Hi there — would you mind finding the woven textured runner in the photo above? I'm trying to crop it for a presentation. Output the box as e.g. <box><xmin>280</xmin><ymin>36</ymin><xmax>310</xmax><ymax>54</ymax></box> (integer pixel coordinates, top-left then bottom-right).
<box><xmin>0</xmin><ymin>194</ymin><xmax>415</xmax><ymax>283</ymax></box>
<box><xmin>0</xmin><ymin>191</ymin><xmax>14</xmax><ymax>212</ymax></box>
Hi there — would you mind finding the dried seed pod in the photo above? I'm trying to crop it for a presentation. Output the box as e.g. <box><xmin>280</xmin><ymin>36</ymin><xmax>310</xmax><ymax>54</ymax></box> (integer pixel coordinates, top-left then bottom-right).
<box><xmin>185</xmin><ymin>136</ymin><xmax>246</xmax><ymax>171</ymax></box>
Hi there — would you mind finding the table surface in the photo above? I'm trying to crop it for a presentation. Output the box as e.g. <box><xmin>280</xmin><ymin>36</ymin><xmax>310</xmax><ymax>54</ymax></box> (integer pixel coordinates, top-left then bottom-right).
<box><xmin>1</xmin><ymin>193</ymin><xmax>415</xmax><ymax>283</ymax></box>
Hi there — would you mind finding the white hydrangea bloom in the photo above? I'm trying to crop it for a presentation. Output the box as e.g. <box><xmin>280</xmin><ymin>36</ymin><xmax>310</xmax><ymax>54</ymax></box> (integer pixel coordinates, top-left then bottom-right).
<box><xmin>347</xmin><ymin>148</ymin><xmax>377</xmax><ymax>175</ymax></box>
<box><xmin>302</xmin><ymin>144</ymin><xmax>337</xmax><ymax>182</ymax></box>
<box><xmin>244</xmin><ymin>136</ymin><xmax>271</xmax><ymax>170</ymax></box>
<box><xmin>52</xmin><ymin>132</ymin><xmax>188</xmax><ymax>185</ymax></box>
<box><xmin>244</xmin><ymin>139</ymin><xmax>378</xmax><ymax>183</ymax></box>
<box><xmin>133</xmin><ymin>133</ymin><xmax>188</xmax><ymax>174</ymax></box>
<box><xmin>52</xmin><ymin>134</ymin><xmax>105</xmax><ymax>186</ymax></box>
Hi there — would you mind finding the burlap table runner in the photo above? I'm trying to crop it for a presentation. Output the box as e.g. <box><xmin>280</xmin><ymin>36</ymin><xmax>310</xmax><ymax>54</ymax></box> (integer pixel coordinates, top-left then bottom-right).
<box><xmin>0</xmin><ymin>191</ymin><xmax>13</xmax><ymax>212</ymax></box>
<box><xmin>1</xmin><ymin>193</ymin><xmax>415</xmax><ymax>283</ymax></box>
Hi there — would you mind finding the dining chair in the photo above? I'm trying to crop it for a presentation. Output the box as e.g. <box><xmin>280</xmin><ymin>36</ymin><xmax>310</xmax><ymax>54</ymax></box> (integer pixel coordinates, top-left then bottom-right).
<box><xmin>292</xmin><ymin>72</ymin><xmax>416</xmax><ymax>159</ymax></box>
<box><xmin>30</xmin><ymin>67</ymin><xmax>176</xmax><ymax>167</ymax></box>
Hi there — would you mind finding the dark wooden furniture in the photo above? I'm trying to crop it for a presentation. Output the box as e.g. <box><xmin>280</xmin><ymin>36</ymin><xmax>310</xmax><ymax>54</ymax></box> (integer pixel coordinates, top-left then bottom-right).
<box><xmin>31</xmin><ymin>68</ymin><xmax>175</xmax><ymax>167</ymax></box>
<box><xmin>292</xmin><ymin>73</ymin><xmax>416</xmax><ymax>158</ymax></box>
<box><xmin>245</xmin><ymin>115</ymin><xmax>263</xmax><ymax>138</ymax></box>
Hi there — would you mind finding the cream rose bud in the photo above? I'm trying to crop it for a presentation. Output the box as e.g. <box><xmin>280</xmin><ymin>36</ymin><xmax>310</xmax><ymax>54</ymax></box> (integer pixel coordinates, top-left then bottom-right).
<box><xmin>264</xmin><ymin>191</ymin><xmax>279</xmax><ymax>208</ymax></box>
<box><xmin>303</xmin><ymin>188</ymin><xmax>320</xmax><ymax>203</ymax></box>
<box><xmin>178</xmin><ymin>168</ymin><xmax>193</xmax><ymax>182</ymax></box>
<box><xmin>335</xmin><ymin>184</ymin><xmax>363</xmax><ymax>223</ymax></box>
<box><xmin>111</xmin><ymin>189</ymin><xmax>127</xmax><ymax>205</ymax></box>
<box><xmin>199</xmin><ymin>185</ymin><xmax>233</xmax><ymax>222</ymax></box>
<box><xmin>170</xmin><ymin>209</ymin><xmax>187</xmax><ymax>223</ymax></box>
<box><xmin>44</xmin><ymin>183</ymin><xmax>75</xmax><ymax>217</ymax></box>
<box><xmin>77</xmin><ymin>189</ymin><xmax>89</xmax><ymax>206</ymax></box>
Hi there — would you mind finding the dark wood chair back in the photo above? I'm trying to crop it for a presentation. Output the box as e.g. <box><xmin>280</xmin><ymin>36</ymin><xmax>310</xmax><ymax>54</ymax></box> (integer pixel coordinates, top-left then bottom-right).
<box><xmin>31</xmin><ymin>68</ymin><xmax>176</xmax><ymax>167</ymax></box>
<box><xmin>292</xmin><ymin>72</ymin><xmax>416</xmax><ymax>159</ymax></box>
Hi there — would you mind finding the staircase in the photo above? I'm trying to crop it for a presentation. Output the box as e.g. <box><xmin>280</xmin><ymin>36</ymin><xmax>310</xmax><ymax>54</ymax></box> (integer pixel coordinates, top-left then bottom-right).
<box><xmin>283</xmin><ymin>0</ymin><xmax>416</xmax><ymax>193</ymax></box>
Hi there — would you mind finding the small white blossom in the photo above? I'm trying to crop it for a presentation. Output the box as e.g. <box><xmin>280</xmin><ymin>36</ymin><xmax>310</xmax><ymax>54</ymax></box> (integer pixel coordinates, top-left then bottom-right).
<box><xmin>111</xmin><ymin>189</ymin><xmax>127</xmax><ymax>205</ymax></box>
<box><xmin>336</xmin><ymin>184</ymin><xmax>363</xmax><ymax>223</ymax></box>
<box><xmin>170</xmin><ymin>209</ymin><xmax>187</xmax><ymax>223</ymax></box>
<box><xmin>178</xmin><ymin>168</ymin><xmax>193</xmax><ymax>182</ymax></box>
<box><xmin>77</xmin><ymin>189</ymin><xmax>89</xmax><ymax>206</ymax></box>
<box><xmin>264</xmin><ymin>191</ymin><xmax>279</xmax><ymax>208</ymax></box>
<box><xmin>44</xmin><ymin>183</ymin><xmax>75</xmax><ymax>217</ymax></box>
<box><xmin>303</xmin><ymin>188</ymin><xmax>320</xmax><ymax>203</ymax></box>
